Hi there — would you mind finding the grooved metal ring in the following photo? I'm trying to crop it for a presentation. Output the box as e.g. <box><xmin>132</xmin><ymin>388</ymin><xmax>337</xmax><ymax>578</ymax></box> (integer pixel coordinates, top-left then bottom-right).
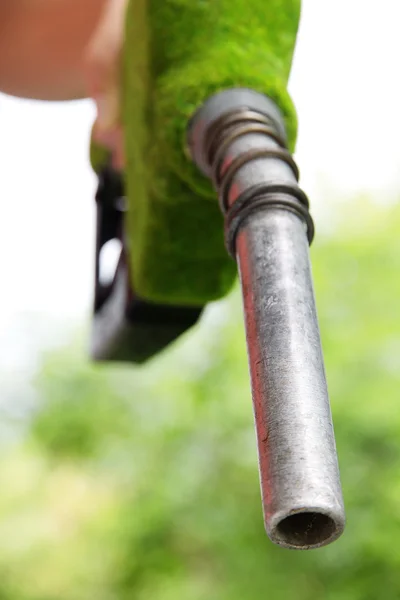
<box><xmin>205</xmin><ymin>108</ymin><xmax>277</xmax><ymax>166</ymax></box>
<box><xmin>225</xmin><ymin>194</ymin><xmax>315</xmax><ymax>258</ymax></box>
<box><xmin>220</xmin><ymin>180</ymin><xmax>310</xmax><ymax>215</ymax></box>
<box><xmin>211</xmin><ymin>124</ymin><xmax>287</xmax><ymax>188</ymax></box>
<box><xmin>219</xmin><ymin>148</ymin><xmax>300</xmax><ymax>212</ymax></box>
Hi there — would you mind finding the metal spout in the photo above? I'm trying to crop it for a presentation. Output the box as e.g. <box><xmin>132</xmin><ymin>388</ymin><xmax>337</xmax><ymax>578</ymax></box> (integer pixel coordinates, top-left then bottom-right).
<box><xmin>237</xmin><ymin>207</ymin><xmax>344</xmax><ymax>549</ymax></box>
<box><xmin>187</xmin><ymin>88</ymin><xmax>345</xmax><ymax>549</ymax></box>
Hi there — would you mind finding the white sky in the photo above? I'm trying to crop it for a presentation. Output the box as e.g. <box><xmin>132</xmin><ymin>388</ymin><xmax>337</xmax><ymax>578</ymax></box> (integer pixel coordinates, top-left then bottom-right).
<box><xmin>1</xmin><ymin>0</ymin><xmax>400</xmax><ymax>374</ymax></box>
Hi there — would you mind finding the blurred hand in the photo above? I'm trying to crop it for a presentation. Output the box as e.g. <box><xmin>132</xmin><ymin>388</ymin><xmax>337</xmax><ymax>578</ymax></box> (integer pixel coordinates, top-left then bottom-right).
<box><xmin>84</xmin><ymin>0</ymin><xmax>127</xmax><ymax>171</ymax></box>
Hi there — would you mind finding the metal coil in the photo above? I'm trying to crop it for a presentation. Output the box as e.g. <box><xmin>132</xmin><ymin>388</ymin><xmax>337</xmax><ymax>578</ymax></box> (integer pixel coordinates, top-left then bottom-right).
<box><xmin>203</xmin><ymin>108</ymin><xmax>314</xmax><ymax>256</ymax></box>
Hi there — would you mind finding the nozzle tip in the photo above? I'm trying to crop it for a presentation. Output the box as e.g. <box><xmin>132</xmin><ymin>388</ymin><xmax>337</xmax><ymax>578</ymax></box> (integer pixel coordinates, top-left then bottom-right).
<box><xmin>268</xmin><ymin>508</ymin><xmax>345</xmax><ymax>550</ymax></box>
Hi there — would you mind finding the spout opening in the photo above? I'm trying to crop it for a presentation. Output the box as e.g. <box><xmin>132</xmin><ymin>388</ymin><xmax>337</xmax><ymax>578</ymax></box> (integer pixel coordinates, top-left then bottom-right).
<box><xmin>273</xmin><ymin>511</ymin><xmax>339</xmax><ymax>549</ymax></box>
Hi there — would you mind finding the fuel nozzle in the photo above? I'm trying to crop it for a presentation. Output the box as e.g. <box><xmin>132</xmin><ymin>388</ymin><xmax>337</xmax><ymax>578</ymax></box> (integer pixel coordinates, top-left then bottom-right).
<box><xmin>187</xmin><ymin>88</ymin><xmax>345</xmax><ymax>550</ymax></box>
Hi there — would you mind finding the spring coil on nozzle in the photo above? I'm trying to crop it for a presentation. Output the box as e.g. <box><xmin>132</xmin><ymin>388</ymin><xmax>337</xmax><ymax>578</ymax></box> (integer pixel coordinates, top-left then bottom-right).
<box><xmin>203</xmin><ymin>108</ymin><xmax>314</xmax><ymax>258</ymax></box>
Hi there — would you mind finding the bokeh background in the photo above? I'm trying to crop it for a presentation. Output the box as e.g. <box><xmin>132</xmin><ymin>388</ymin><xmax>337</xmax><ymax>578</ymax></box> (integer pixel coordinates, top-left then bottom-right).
<box><xmin>1</xmin><ymin>0</ymin><xmax>400</xmax><ymax>597</ymax></box>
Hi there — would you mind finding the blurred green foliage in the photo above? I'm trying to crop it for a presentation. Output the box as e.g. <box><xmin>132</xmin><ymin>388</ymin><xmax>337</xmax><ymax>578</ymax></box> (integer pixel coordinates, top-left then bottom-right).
<box><xmin>1</xmin><ymin>198</ymin><xmax>400</xmax><ymax>598</ymax></box>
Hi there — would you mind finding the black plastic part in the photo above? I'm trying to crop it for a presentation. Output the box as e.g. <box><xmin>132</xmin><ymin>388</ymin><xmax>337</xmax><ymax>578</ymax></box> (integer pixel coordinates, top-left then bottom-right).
<box><xmin>90</xmin><ymin>166</ymin><xmax>204</xmax><ymax>364</ymax></box>
<box><xmin>93</xmin><ymin>166</ymin><xmax>125</xmax><ymax>313</ymax></box>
